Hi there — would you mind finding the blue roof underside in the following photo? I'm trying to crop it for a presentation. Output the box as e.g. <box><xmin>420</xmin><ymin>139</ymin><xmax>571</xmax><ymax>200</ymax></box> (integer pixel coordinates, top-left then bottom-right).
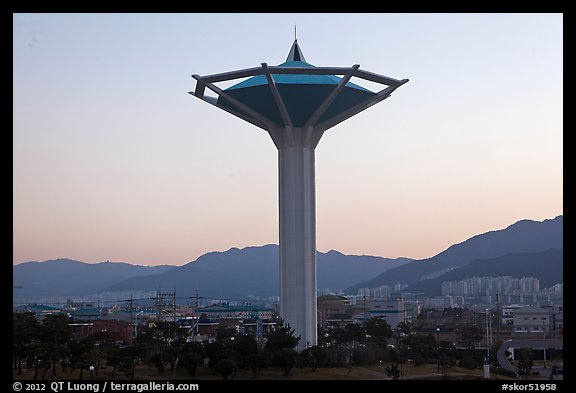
<box><xmin>227</xmin><ymin>61</ymin><xmax>372</xmax><ymax>92</ymax></box>
<box><xmin>219</xmin><ymin>60</ymin><xmax>376</xmax><ymax>128</ymax></box>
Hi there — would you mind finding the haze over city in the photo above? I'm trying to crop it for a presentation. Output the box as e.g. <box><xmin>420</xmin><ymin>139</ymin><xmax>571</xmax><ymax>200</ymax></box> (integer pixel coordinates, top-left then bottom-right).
<box><xmin>13</xmin><ymin>13</ymin><xmax>562</xmax><ymax>266</ymax></box>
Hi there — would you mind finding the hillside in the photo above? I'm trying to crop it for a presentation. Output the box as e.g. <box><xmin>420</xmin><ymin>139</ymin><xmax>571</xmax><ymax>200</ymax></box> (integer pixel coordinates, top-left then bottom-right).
<box><xmin>402</xmin><ymin>248</ymin><xmax>563</xmax><ymax>296</ymax></box>
<box><xmin>345</xmin><ymin>215</ymin><xmax>563</xmax><ymax>294</ymax></box>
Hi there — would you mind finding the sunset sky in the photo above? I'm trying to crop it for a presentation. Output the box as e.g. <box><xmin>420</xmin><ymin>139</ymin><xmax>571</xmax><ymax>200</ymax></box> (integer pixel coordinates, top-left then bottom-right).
<box><xmin>13</xmin><ymin>13</ymin><xmax>563</xmax><ymax>266</ymax></box>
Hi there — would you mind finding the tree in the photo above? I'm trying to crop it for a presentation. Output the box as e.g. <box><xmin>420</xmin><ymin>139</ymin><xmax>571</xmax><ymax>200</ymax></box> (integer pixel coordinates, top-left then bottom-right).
<box><xmin>458</xmin><ymin>325</ymin><xmax>483</xmax><ymax>350</ymax></box>
<box><xmin>246</xmin><ymin>353</ymin><xmax>269</xmax><ymax>377</ymax></box>
<box><xmin>181</xmin><ymin>342</ymin><xmax>207</xmax><ymax>358</ymax></box>
<box><xmin>178</xmin><ymin>352</ymin><xmax>204</xmax><ymax>376</ymax></box>
<box><xmin>215</xmin><ymin>326</ymin><xmax>237</xmax><ymax>343</ymax></box>
<box><xmin>204</xmin><ymin>341</ymin><xmax>226</xmax><ymax>359</ymax></box>
<box><xmin>273</xmin><ymin>348</ymin><xmax>298</xmax><ymax>377</ymax></box>
<box><xmin>28</xmin><ymin>342</ymin><xmax>53</xmax><ymax>380</ymax></box>
<box><xmin>517</xmin><ymin>348</ymin><xmax>534</xmax><ymax>378</ymax></box>
<box><xmin>13</xmin><ymin>312</ymin><xmax>41</xmax><ymax>375</ymax></box>
<box><xmin>385</xmin><ymin>363</ymin><xmax>401</xmax><ymax>380</ymax></box>
<box><xmin>401</xmin><ymin>334</ymin><xmax>436</xmax><ymax>366</ymax></box>
<box><xmin>214</xmin><ymin>358</ymin><xmax>238</xmax><ymax>379</ymax></box>
<box><xmin>69</xmin><ymin>338</ymin><xmax>95</xmax><ymax>380</ymax></box>
<box><xmin>344</xmin><ymin>323</ymin><xmax>365</xmax><ymax>344</ymax></box>
<box><xmin>364</xmin><ymin>318</ymin><xmax>393</xmax><ymax>345</ymax></box>
<box><xmin>41</xmin><ymin>314</ymin><xmax>73</xmax><ymax>376</ymax></box>
<box><xmin>117</xmin><ymin>344</ymin><xmax>146</xmax><ymax>380</ymax></box>
<box><xmin>458</xmin><ymin>352</ymin><xmax>479</xmax><ymax>369</ymax></box>
<box><xmin>395</xmin><ymin>321</ymin><xmax>416</xmax><ymax>337</ymax></box>
<box><xmin>265</xmin><ymin>319</ymin><xmax>300</xmax><ymax>352</ymax></box>
<box><xmin>301</xmin><ymin>346</ymin><xmax>327</xmax><ymax>372</ymax></box>
<box><xmin>104</xmin><ymin>345</ymin><xmax>122</xmax><ymax>380</ymax></box>
<box><xmin>232</xmin><ymin>335</ymin><xmax>258</xmax><ymax>359</ymax></box>
<box><xmin>208</xmin><ymin>348</ymin><xmax>242</xmax><ymax>369</ymax></box>
<box><xmin>148</xmin><ymin>343</ymin><xmax>168</xmax><ymax>373</ymax></box>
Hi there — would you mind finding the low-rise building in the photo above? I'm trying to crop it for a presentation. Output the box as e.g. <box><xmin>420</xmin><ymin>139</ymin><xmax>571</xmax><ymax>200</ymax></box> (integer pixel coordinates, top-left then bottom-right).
<box><xmin>369</xmin><ymin>294</ymin><xmax>405</xmax><ymax>329</ymax></box>
<box><xmin>198</xmin><ymin>303</ymin><xmax>274</xmax><ymax>320</ymax></box>
<box><xmin>513</xmin><ymin>306</ymin><xmax>553</xmax><ymax>334</ymax></box>
<box><xmin>317</xmin><ymin>294</ymin><xmax>351</xmax><ymax>327</ymax></box>
<box><xmin>13</xmin><ymin>304</ymin><xmax>63</xmax><ymax>320</ymax></box>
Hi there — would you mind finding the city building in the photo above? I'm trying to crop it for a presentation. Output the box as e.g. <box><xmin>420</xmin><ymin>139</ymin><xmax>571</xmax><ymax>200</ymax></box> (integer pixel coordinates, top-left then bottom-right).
<box><xmin>513</xmin><ymin>306</ymin><xmax>553</xmax><ymax>334</ymax></box>
<box><xmin>198</xmin><ymin>303</ymin><xmax>274</xmax><ymax>320</ymax></box>
<box><xmin>317</xmin><ymin>294</ymin><xmax>352</xmax><ymax>327</ymax></box>
<box><xmin>13</xmin><ymin>304</ymin><xmax>62</xmax><ymax>320</ymax></box>
<box><xmin>369</xmin><ymin>294</ymin><xmax>405</xmax><ymax>329</ymax></box>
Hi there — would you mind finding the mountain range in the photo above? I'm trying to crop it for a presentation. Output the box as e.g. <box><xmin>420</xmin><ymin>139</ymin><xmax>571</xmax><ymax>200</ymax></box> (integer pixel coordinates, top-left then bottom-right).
<box><xmin>13</xmin><ymin>247</ymin><xmax>411</xmax><ymax>301</ymax></box>
<box><xmin>13</xmin><ymin>215</ymin><xmax>562</xmax><ymax>301</ymax></box>
<box><xmin>345</xmin><ymin>215</ymin><xmax>563</xmax><ymax>294</ymax></box>
<box><xmin>400</xmin><ymin>248</ymin><xmax>563</xmax><ymax>296</ymax></box>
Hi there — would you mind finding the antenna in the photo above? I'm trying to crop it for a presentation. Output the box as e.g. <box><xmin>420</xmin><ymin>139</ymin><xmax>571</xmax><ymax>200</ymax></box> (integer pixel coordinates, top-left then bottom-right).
<box><xmin>294</xmin><ymin>25</ymin><xmax>297</xmax><ymax>41</ymax></box>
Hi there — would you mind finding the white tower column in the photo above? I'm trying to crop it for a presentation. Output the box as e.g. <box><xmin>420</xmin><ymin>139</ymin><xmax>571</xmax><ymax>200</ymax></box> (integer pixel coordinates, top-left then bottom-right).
<box><xmin>190</xmin><ymin>42</ymin><xmax>408</xmax><ymax>351</ymax></box>
<box><xmin>276</xmin><ymin>126</ymin><xmax>318</xmax><ymax>349</ymax></box>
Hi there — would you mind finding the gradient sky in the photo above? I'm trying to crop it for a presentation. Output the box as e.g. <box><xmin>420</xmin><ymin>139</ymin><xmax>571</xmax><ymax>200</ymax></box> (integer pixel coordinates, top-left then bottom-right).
<box><xmin>13</xmin><ymin>13</ymin><xmax>563</xmax><ymax>266</ymax></box>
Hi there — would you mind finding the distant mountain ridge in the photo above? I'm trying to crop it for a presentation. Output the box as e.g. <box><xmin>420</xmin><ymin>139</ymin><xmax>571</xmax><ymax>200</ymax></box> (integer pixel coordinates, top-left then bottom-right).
<box><xmin>12</xmin><ymin>259</ymin><xmax>175</xmax><ymax>299</ymax></box>
<box><xmin>100</xmin><ymin>245</ymin><xmax>411</xmax><ymax>299</ymax></box>
<box><xmin>345</xmin><ymin>215</ymin><xmax>563</xmax><ymax>294</ymax></box>
<box><xmin>13</xmin><ymin>215</ymin><xmax>562</xmax><ymax>301</ymax></box>
<box><xmin>402</xmin><ymin>248</ymin><xmax>563</xmax><ymax>296</ymax></box>
<box><xmin>13</xmin><ymin>247</ymin><xmax>411</xmax><ymax>301</ymax></box>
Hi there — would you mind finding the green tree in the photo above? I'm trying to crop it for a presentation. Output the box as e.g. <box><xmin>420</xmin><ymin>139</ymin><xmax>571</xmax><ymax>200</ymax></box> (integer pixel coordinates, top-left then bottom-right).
<box><xmin>273</xmin><ymin>348</ymin><xmax>298</xmax><ymax>377</ymax></box>
<box><xmin>395</xmin><ymin>321</ymin><xmax>416</xmax><ymax>337</ymax></box>
<box><xmin>246</xmin><ymin>353</ymin><xmax>270</xmax><ymax>377</ymax></box>
<box><xmin>265</xmin><ymin>320</ymin><xmax>300</xmax><ymax>352</ymax></box>
<box><xmin>13</xmin><ymin>312</ymin><xmax>41</xmax><ymax>375</ymax></box>
<box><xmin>178</xmin><ymin>352</ymin><xmax>204</xmax><ymax>376</ymax></box>
<box><xmin>204</xmin><ymin>341</ymin><xmax>226</xmax><ymax>359</ymax></box>
<box><xmin>385</xmin><ymin>363</ymin><xmax>401</xmax><ymax>380</ymax></box>
<box><xmin>41</xmin><ymin>314</ymin><xmax>73</xmax><ymax>376</ymax></box>
<box><xmin>103</xmin><ymin>345</ymin><xmax>122</xmax><ymax>380</ymax></box>
<box><xmin>517</xmin><ymin>348</ymin><xmax>534</xmax><ymax>378</ymax></box>
<box><xmin>69</xmin><ymin>338</ymin><xmax>95</xmax><ymax>380</ymax></box>
<box><xmin>117</xmin><ymin>344</ymin><xmax>146</xmax><ymax>380</ymax></box>
<box><xmin>214</xmin><ymin>358</ymin><xmax>238</xmax><ymax>379</ymax></box>
<box><xmin>458</xmin><ymin>325</ymin><xmax>483</xmax><ymax>350</ymax></box>
<box><xmin>148</xmin><ymin>343</ymin><xmax>168</xmax><ymax>373</ymax></box>
<box><xmin>458</xmin><ymin>352</ymin><xmax>479</xmax><ymax>369</ymax></box>
<box><xmin>232</xmin><ymin>335</ymin><xmax>258</xmax><ymax>359</ymax></box>
<box><xmin>344</xmin><ymin>323</ymin><xmax>365</xmax><ymax>344</ymax></box>
<box><xmin>215</xmin><ymin>326</ymin><xmax>237</xmax><ymax>343</ymax></box>
<box><xmin>364</xmin><ymin>318</ymin><xmax>393</xmax><ymax>345</ymax></box>
<box><xmin>28</xmin><ymin>342</ymin><xmax>54</xmax><ymax>380</ymax></box>
<box><xmin>181</xmin><ymin>342</ymin><xmax>207</xmax><ymax>358</ymax></box>
<box><xmin>301</xmin><ymin>346</ymin><xmax>328</xmax><ymax>372</ymax></box>
<box><xmin>402</xmin><ymin>334</ymin><xmax>436</xmax><ymax>365</ymax></box>
<box><xmin>208</xmin><ymin>348</ymin><xmax>242</xmax><ymax>369</ymax></box>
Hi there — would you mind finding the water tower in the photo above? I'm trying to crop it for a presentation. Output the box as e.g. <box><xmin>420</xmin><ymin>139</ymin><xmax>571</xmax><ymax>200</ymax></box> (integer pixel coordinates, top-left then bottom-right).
<box><xmin>189</xmin><ymin>39</ymin><xmax>408</xmax><ymax>349</ymax></box>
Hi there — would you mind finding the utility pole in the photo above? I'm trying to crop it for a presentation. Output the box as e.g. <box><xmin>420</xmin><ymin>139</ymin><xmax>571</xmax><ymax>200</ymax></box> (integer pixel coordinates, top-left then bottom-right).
<box><xmin>172</xmin><ymin>288</ymin><xmax>177</xmax><ymax>324</ymax></box>
<box><xmin>126</xmin><ymin>294</ymin><xmax>135</xmax><ymax>337</ymax></box>
<box><xmin>496</xmin><ymin>293</ymin><xmax>501</xmax><ymax>344</ymax></box>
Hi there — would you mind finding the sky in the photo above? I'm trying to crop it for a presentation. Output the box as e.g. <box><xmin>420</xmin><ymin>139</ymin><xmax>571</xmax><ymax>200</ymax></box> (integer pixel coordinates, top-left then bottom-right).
<box><xmin>13</xmin><ymin>13</ymin><xmax>563</xmax><ymax>266</ymax></box>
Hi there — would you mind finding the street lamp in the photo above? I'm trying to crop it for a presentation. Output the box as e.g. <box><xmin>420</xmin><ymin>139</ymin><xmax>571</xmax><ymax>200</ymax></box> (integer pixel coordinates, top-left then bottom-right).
<box><xmin>543</xmin><ymin>330</ymin><xmax>547</xmax><ymax>369</ymax></box>
<box><xmin>436</xmin><ymin>327</ymin><xmax>440</xmax><ymax>374</ymax></box>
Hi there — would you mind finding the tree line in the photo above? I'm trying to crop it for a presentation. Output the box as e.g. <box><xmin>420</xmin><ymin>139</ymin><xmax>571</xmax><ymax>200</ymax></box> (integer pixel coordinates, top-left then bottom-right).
<box><xmin>14</xmin><ymin>312</ymin><xmax>552</xmax><ymax>380</ymax></box>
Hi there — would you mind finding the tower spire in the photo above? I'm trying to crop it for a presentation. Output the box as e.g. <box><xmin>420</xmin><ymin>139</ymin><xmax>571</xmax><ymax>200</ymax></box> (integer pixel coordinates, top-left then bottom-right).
<box><xmin>286</xmin><ymin>37</ymin><xmax>306</xmax><ymax>63</ymax></box>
